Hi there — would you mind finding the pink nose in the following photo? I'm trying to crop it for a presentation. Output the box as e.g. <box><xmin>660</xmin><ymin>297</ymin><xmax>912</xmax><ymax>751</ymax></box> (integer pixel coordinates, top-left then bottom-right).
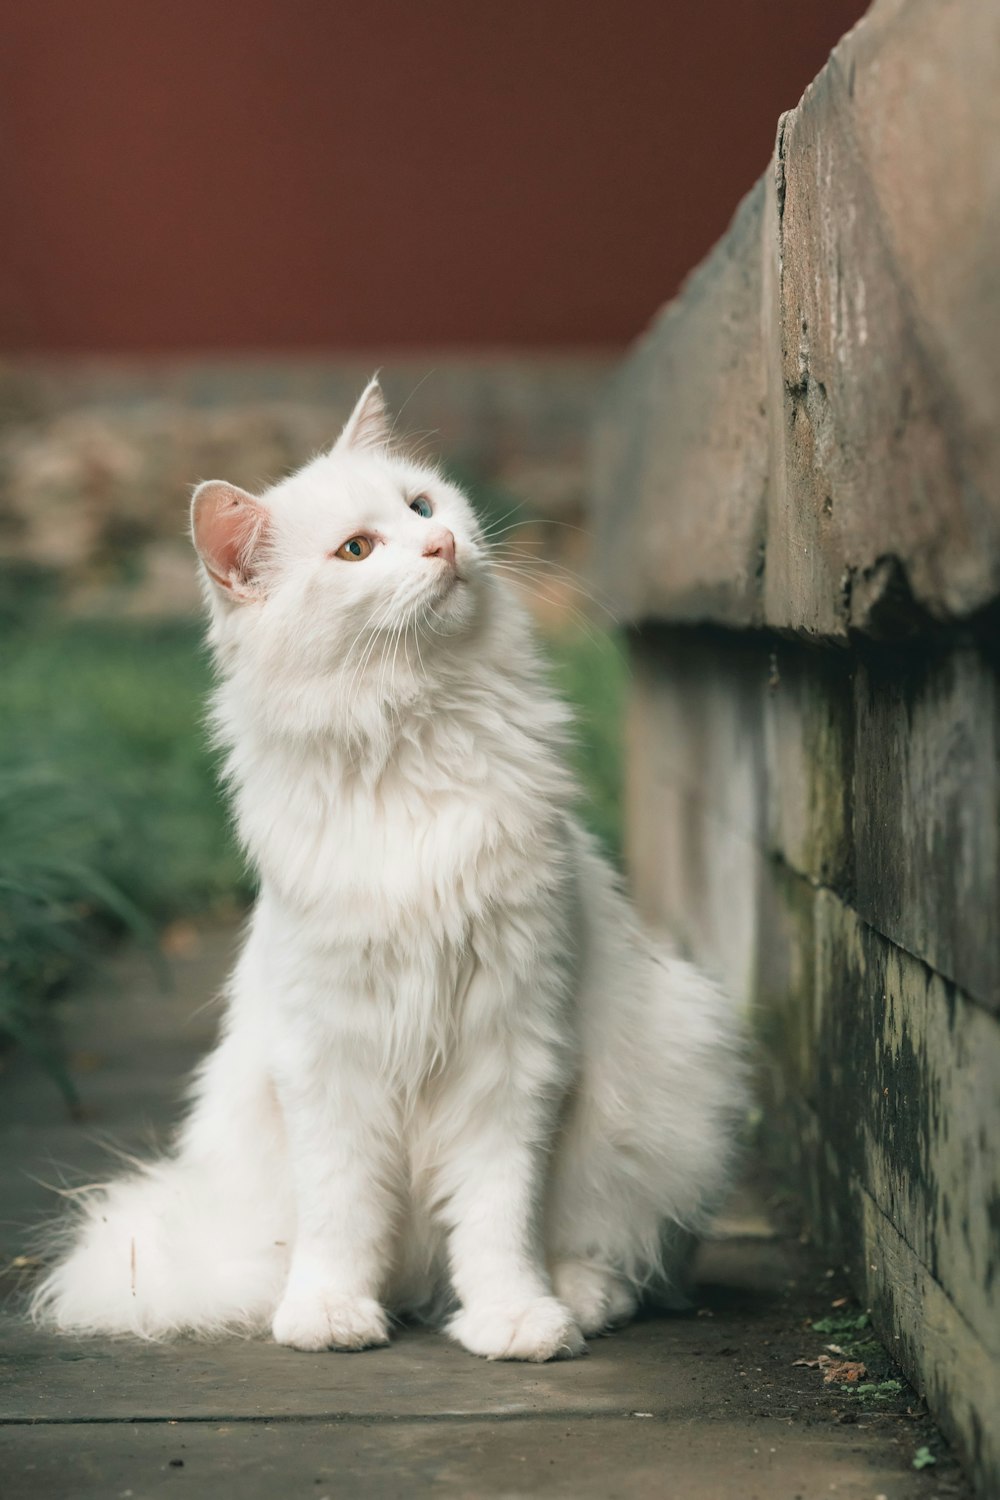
<box><xmin>423</xmin><ymin>527</ymin><xmax>456</xmax><ymax>568</ymax></box>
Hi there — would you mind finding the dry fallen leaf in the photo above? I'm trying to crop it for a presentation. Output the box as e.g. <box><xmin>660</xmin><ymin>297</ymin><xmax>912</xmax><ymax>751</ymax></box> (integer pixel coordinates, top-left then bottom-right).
<box><xmin>822</xmin><ymin>1359</ymin><xmax>868</xmax><ymax>1385</ymax></box>
<box><xmin>159</xmin><ymin>919</ymin><xmax>201</xmax><ymax>957</ymax></box>
<box><xmin>794</xmin><ymin>1353</ymin><xmax>834</xmax><ymax>1370</ymax></box>
<box><xmin>792</xmin><ymin>1353</ymin><xmax>868</xmax><ymax>1386</ymax></box>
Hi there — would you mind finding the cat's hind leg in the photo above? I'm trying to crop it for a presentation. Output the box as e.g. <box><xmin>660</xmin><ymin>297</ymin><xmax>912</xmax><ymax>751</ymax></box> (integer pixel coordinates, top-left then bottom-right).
<box><xmin>545</xmin><ymin>826</ymin><xmax>746</xmax><ymax>1336</ymax></box>
<box><xmin>543</xmin><ymin>1103</ymin><xmax>659</xmax><ymax>1337</ymax></box>
<box><xmin>550</xmin><ymin>1258</ymin><xmax>637</xmax><ymax>1337</ymax></box>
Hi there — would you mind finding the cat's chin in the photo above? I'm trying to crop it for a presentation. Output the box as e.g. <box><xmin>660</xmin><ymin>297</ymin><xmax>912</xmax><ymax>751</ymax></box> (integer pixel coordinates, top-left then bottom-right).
<box><xmin>420</xmin><ymin>573</ymin><xmax>476</xmax><ymax>634</ymax></box>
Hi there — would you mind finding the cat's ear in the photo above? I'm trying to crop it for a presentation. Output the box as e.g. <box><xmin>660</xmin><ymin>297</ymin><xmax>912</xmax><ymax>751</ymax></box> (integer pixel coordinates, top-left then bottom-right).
<box><xmin>191</xmin><ymin>482</ymin><xmax>270</xmax><ymax>602</ymax></box>
<box><xmin>335</xmin><ymin>376</ymin><xmax>392</xmax><ymax>453</ymax></box>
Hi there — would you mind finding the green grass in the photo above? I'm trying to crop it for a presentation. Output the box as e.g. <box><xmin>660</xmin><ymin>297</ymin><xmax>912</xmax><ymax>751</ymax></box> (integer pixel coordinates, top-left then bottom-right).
<box><xmin>546</xmin><ymin>626</ymin><xmax>628</xmax><ymax>858</ymax></box>
<box><xmin>1</xmin><ymin>610</ymin><xmax>626</xmax><ymax>1076</ymax></box>
<box><xmin>0</xmin><ymin>767</ymin><xmax>157</xmax><ymax>1103</ymax></box>
<box><xmin>1</xmin><ymin>617</ymin><xmax>248</xmax><ymax>919</ymax></box>
<box><xmin>0</xmin><ymin>616</ymin><xmax>248</xmax><ymax>1083</ymax></box>
<box><xmin>810</xmin><ymin>1311</ymin><xmax>872</xmax><ymax>1336</ymax></box>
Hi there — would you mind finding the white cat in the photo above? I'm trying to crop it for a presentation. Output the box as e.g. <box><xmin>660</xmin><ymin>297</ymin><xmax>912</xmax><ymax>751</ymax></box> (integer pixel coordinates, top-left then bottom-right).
<box><xmin>32</xmin><ymin>380</ymin><xmax>745</xmax><ymax>1361</ymax></box>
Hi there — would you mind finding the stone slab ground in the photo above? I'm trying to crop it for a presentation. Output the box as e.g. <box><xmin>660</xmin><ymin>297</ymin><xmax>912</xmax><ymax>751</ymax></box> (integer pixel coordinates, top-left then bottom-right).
<box><xmin>0</xmin><ymin>931</ymin><xmax>968</xmax><ymax>1498</ymax></box>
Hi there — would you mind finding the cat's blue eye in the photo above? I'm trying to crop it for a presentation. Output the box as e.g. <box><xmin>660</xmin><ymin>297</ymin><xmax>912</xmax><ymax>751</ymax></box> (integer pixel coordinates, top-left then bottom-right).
<box><xmin>410</xmin><ymin>497</ymin><xmax>433</xmax><ymax>519</ymax></box>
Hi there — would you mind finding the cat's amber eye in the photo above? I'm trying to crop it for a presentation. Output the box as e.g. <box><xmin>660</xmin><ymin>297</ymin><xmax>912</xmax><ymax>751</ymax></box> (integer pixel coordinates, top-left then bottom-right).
<box><xmin>334</xmin><ymin>536</ymin><xmax>373</xmax><ymax>561</ymax></box>
<box><xmin>410</xmin><ymin>496</ymin><xmax>433</xmax><ymax>519</ymax></box>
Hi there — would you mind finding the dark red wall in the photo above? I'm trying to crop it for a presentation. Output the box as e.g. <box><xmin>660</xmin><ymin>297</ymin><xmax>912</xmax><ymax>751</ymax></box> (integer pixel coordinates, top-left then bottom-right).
<box><xmin>0</xmin><ymin>1</ymin><xmax>867</xmax><ymax>352</ymax></box>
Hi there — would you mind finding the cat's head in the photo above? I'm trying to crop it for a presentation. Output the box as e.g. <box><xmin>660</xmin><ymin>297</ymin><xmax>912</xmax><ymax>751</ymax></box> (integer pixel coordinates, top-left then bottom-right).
<box><xmin>190</xmin><ymin>379</ymin><xmax>497</xmax><ymax>727</ymax></box>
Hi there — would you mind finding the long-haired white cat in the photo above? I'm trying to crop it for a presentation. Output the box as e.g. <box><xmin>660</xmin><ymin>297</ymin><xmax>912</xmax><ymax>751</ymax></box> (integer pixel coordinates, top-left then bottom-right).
<box><xmin>33</xmin><ymin>380</ymin><xmax>744</xmax><ymax>1361</ymax></box>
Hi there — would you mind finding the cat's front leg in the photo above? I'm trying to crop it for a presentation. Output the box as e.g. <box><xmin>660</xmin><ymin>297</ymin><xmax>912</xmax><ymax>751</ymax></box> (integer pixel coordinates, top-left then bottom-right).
<box><xmin>436</xmin><ymin>1032</ymin><xmax>584</xmax><ymax>1362</ymax></box>
<box><xmin>270</xmin><ymin>1022</ymin><xmax>397</xmax><ymax>1353</ymax></box>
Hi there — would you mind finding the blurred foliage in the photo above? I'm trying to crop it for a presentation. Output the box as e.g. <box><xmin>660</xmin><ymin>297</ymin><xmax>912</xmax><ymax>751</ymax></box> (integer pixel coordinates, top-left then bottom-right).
<box><xmin>0</xmin><ymin>768</ymin><xmax>156</xmax><ymax>1107</ymax></box>
<box><xmin>0</xmin><ymin>561</ymin><xmax>62</xmax><ymax>631</ymax></box>
<box><xmin>1</xmin><ymin>617</ymin><xmax>249</xmax><ymax>916</ymax></box>
<box><xmin>546</xmin><ymin>626</ymin><xmax>628</xmax><ymax>859</ymax></box>
<box><xmin>0</xmin><ymin>615</ymin><xmax>250</xmax><ymax>1076</ymax></box>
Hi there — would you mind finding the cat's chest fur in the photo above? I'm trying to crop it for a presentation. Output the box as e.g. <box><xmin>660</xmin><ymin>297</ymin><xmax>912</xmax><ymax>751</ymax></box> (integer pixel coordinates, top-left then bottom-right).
<box><xmin>229</xmin><ymin>711</ymin><xmax>571</xmax><ymax>949</ymax></box>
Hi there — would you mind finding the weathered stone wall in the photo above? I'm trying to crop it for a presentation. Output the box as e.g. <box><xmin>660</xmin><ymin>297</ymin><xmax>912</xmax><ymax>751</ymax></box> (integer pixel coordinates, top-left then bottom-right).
<box><xmin>591</xmin><ymin>0</ymin><xmax>1000</xmax><ymax>1490</ymax></box>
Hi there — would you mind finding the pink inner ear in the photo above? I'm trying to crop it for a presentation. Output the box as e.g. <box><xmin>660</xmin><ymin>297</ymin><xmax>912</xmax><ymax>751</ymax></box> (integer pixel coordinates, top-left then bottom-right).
<box><xmin>192</xmin><ymin>483</ymin><xmax>267</xmax><ymax>595</ymax></box>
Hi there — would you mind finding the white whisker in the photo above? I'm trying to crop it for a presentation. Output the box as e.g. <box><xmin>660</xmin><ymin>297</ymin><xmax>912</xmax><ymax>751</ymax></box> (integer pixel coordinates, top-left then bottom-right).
<box><xmin>489</xmin><ymin>549</ymin><xmax>619</xmax><ymax>624</ymax></box>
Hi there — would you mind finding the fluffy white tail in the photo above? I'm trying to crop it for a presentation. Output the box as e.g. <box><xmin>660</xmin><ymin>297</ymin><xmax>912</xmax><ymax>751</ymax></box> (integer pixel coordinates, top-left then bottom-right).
<box><xmin>31</xmin><ymin>1029</ymin><xmax>292</xmax><ymax>1338</ymax></box>
<box><xmin>32</xmin><ymin>1163</ymin><xmax>285</xmax><ymax>1337</ymax></box>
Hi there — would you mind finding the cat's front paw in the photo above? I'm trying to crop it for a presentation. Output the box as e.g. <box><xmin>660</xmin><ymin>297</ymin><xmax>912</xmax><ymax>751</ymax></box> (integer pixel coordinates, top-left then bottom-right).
<box><xmin>448</xmin><ymin>1295</ymin><xmax>585</xmax><ymax>1362</ymax></box>
<box><xmin>272</xmin><ymin>1289</ymin><xmax>389</xmax><ymax>1352</ymax></box>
